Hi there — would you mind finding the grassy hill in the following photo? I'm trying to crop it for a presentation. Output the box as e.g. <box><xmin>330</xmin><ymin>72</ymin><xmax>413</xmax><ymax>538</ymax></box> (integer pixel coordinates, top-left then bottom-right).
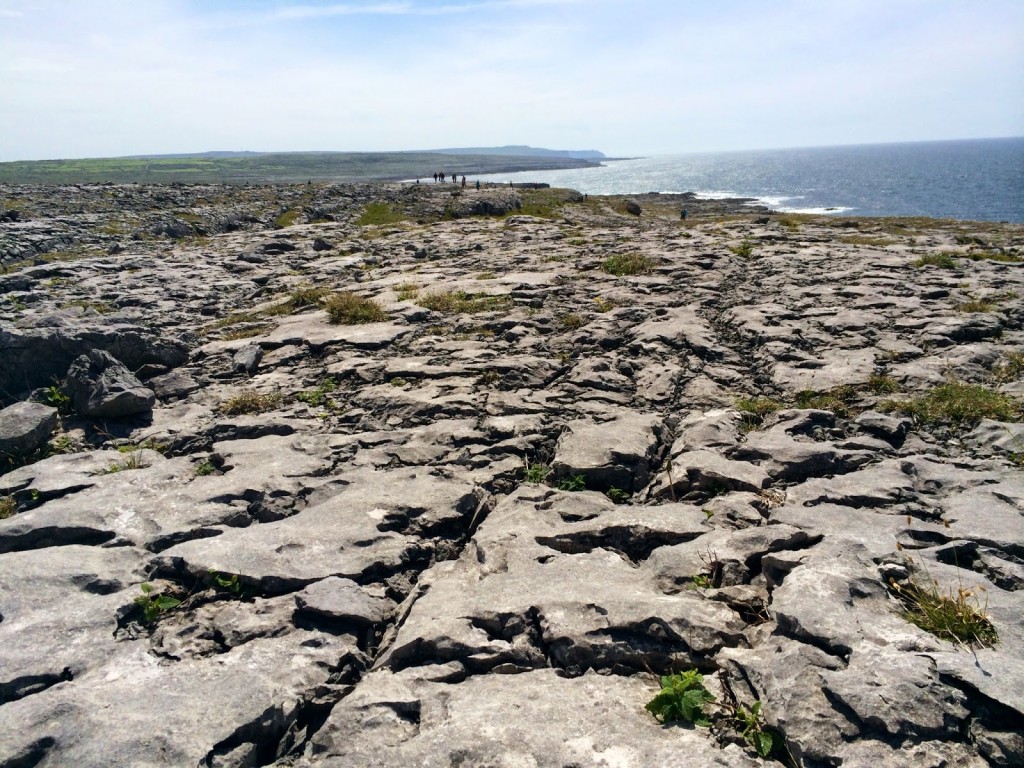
<box><xmin>0</xmin><ymin>150</ymin><xmax>602</xmax><ymax>185</ymax></box>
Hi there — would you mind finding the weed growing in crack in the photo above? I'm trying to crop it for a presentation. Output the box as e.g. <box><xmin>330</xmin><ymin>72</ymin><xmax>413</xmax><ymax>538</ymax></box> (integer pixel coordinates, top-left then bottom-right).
<box><xmin>888</xmin><ymin>575</ymin><xmax>998</xmax><ymax>648</ymax></box>
<box><xmin>646</xmin><ymin>671</ymin><xmax>781</xmax><ymax>761</ymax></box>
<box><xmin>418</xmin><ymin>290</ymin><xmax>511</xmax><ymax>315</ymax></box>
<box><xmin>606</xmin><ymin>487</ymin><xmax>630</xmax><ymax>504</ymax></box>
<box><xmin>992</xmin><ymin>351</ymin><xmax>1024</xmax><ymax>383</ymax></box>
<box><xmin>219</xmin><ymin>390</ymin><xmax>282</xmax><ymax>416</ymax></box>
<box><xmin>324</xmin><ymin>291</ymin><xmax>388</xmax><ymax>324</ymax></box>
<box><xmin>601</xmin><ymin>253</ymin><xmax>654</xmax><ymax>276</ymax></box>
<box><xmin>134</xmin><ymin>583</ymin><xmax>182</xmax><ymax>625</ymax></box>
<box><xmin>646</xmin><ymin>670</ymin><xmax>715</xmax><ymax>726</ymax></box>
<box><xmin>524</xmin><ymin>463</ymin><xmax>552</xmax><ymax>484</ymax></box>
<box><xmin>881</xmin><ymin>381</ymin><xmax>1022</xmax><ymax>427</ymax></box>
<box><xmin>728</xmin><ymin>240</ymin><xmax>756</xmax><ymax>258</ymax></box>
<box><xmin>913</xmin><ymin>252</ymin><xmax>958</xmax><ymax>269</ymax></box>
<box><xmin>0</xmin><ymin>495</ymin><xmax>16</xmax><ymax>519</ymax></box>
<box><xmin>98</xmin><ymin>450</ymin><xmax>147</xmax><ymax>475</ymax></box>
<box><xmin>557</xmin><ymin>474</ymin><xmax>587</xmax><ymax>492</ymax></box>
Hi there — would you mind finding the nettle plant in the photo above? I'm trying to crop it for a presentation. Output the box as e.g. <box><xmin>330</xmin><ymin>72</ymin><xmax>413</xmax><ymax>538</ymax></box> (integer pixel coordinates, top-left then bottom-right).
<box><xmin>646</xmin><ymin>670</ymin><xmax>778</xmax><ymax>760</ymax></box>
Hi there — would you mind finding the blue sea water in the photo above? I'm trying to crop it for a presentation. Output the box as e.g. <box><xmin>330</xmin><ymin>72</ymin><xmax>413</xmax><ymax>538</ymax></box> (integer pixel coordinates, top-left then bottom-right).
<box><xmin>474</xmin><ymin>138</ymin><xmax>1024</xmax><ymax>223</ymax></box>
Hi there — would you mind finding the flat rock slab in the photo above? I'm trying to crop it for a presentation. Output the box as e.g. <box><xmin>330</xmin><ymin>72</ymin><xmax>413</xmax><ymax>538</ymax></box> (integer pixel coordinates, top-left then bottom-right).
<box><xmin>305</xmin><ymin>668</ymin><xmax>763</xmax><ymax>768</ymax></box>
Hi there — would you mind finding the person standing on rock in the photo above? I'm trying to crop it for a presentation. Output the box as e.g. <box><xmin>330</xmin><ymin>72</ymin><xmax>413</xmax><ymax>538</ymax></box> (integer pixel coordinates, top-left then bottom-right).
<box><xmin>433</xmin><ymin>172</ymin><xmax>438</xmax><ymax>183</ymax></box>
<box><xmin>461</xmin><ymin>175</ymin><xmax>467</xmax><ymax>188</ymax></box>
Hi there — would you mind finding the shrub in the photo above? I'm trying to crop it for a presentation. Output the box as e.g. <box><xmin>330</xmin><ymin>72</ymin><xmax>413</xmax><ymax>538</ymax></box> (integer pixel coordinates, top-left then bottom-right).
<box><xmin>728</xmin><ymin>240</ymin><xmax>756</xmax><ymax>258</ymax></box>
<box><xmin>324</xmin><ymin>292</ymin><xmax>388</xmax><ymax>324</ymax></box>
<box><xmin>601</xmin><ymin>253</ymin><xmax>654</xmax><ymax>276</ymax></box>
<box><xmin>557</xmin><ymin>474</ymin><xmax>587</xmax><ymax>492</ymax></box>
<box><xmin>0</xmin><ymin>496</ymin><xmax>16</xmax><ymax>519</ymax></box>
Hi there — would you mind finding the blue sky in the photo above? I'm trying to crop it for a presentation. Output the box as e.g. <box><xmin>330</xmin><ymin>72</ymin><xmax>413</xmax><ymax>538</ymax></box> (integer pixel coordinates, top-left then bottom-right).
<box><xmin>0</xmin><ymin>0</ymin><xmax>1021</xmax><ymax>160</ymax></box>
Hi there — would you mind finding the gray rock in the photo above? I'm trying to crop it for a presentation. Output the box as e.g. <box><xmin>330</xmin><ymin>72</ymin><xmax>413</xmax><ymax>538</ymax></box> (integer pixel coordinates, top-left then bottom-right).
<box><xmin>0</xmin><ymin>401</ymin><xmax>58</xmax><ymax>458</ymax></box>
<box><xmin>232</xmin><ymin>343</ymin><xmax>263</xmax><ymax>376</ymax></box>
<box><xmin>295</xmin><ymin>576</ymin><xmax>395</xmax><ymax>626</ymax></box>
<box><xmin>551</xmin><ymin>413</ymin><xmax>660</xmax><ymax>492</ymax></box>
<box><xmin>0</xmin><ymin>322</ymin><xmax>187</xmax><ymax>400</ymax></box>
<box><xmin>624</xmin><ymin>198</ymin><xmax>642</xmax><ymax>215</ymax></box>
<box><xmin>64</xmin><ymin>349</ymin><xmax>155</xmax><ymax>418</ymax></box>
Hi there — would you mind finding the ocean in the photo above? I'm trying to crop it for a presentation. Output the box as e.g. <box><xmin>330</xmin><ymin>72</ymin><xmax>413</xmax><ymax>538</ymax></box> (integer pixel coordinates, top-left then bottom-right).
<box><xmin>474</xmin><ymin>137</ymin><xmax>1024</xmax><ymax>223</ymax></box>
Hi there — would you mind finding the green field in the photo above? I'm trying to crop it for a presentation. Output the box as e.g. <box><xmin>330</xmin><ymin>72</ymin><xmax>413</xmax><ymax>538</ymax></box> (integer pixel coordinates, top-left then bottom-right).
<box><xmin>0</xmin><ymin>151</ymin><xmax>599</xmax><ymax>185</ymax></box>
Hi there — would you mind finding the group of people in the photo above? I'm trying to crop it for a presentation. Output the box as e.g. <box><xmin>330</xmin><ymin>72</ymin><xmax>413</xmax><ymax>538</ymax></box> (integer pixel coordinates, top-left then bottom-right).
<box><xmin>432</xmin><ymin>171</ymin><xmax>468</xmax><ymax>186</ymax></box>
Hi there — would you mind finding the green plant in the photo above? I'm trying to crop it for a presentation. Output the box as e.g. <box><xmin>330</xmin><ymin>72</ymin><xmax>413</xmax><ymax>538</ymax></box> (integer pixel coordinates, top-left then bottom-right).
<box><xmin>274</xmin><ymin>209</ymin><xmax>302</xmax><ymax>228</ymax></box>
<box><xmin>210</xmin><ymin>570</ymin><xmax>244</xmax><ymax>595</ymax></box>
<box><xmin>882</xmin><ymin>381</ymin><xmax>1022</xmax><ymax>427</ymax></box>
<box><xmin>395</xmin><ymin>282</ymin><xmax>419</xmax><ymax>301</ymax></box>
<box><xmin>219</xmin><ymin>390</ymin><xmax>282</xmax><ymax>416</ymax></box>
<box><xmin>557</xmin><ymin>474</ymin><xmax>587</xmax><ymax>492</ymax></box>
<box><xmin>792</xmin><ymin>385</ymin><xmax>857</xmax><ymax>417</ymax></box>
<box><xmin>134</xmin><ymin>583</ymin><xmax>182</xmax><ymax>624</ymax></box>
<box><xmin>418</xmin><ymin>290</ymin><xmax>511</xmax><ymax>314</ymax></box>
<box><xmin>729</xmin><ymin>240</ymin><xmax>756</xmax><ymax>258</ymax></box>
<box><xmin>735</xmin><ymin>396</ymin><xmax>783</xmax><ymax>429</ymax></box>
<box><xmin>868</xmin><ymin>374</ymin><xmax>900</xmax><ymax>394</ymax></box>
<box><xmin>0</xmin><ymin>496</ymin><xmax>16</xmax><ymax>519</ymax></box>
<box><xmin>524</xmin><ymin>464</ymin><xmax>551</xmax><ymax>483</ymax></box>
<box><xmin>324</xmin><ymin>291</ymin><xmax>388</xmax><ymax>324</ymax></box>
<box><xmin>478</xmin><ymin>369</ymin><xmax>501</xmax><ymax>386</ymax></box>
<box><xmin>913</xmin><ymin>252</ymin><xmax>958</xmax><ymax>269</ymax></box>
<box><xmin>963</xmin><ymin>249</ymin><xmax>1023</xmax><ymax>263</ymax></box>
<box><xmin>601</xmin><ymin>253</ymin><xmax>654</xmax><ymax>276</ymax></box>
<box><xmin>195</xmin><ymin>460</ymin><xmax>216</xmax><ymax>476</ymax></box>
<box><xmin>295</xmin><ymin>378</ymin><xmax>338</xmax><ymax>408</ymax></box>
<box><xmin>691</xmin><ymin>574</ymin><xmax>713</xmax><ymax>589</ymax></box>
<box><xmin>732</xmin><ymin>701</ymin><xmax>775</xmax><ymax>759</ymax></box>
<box><xmin>992</xmin><ymin>351</ymin><xmax>1024</xmax><ymax>383</ymax></box>
<box><xmin>645</xmin><ymin>670</ymin><xmax>715</xmax><ymax>726</ymax></box>
<box><xmin>41</xmin><ymin>384</ymin><xmax>72</xmax><ymax>415</ymax></box>
<box><xmin>389</xmin><ymin>377</ymin><xmax>409</xmax><ymax>387</ymax></box>
<box><xmin>606</xmin><ymin>487</ymin><xmax>630</xmax><ymax>504</ymax></box>
<box><xmin>287</xmin><ymin>282</ymin><xmax>328</xmax><ymax>309</ymax></box>
<box><xmin>593</xmin><ymin>296</ymin><xmax>618</xmax><ymax>313</ymax></box>
<box><xmin>99</xmin><ymin>450</ymin><xmax>147</xmax><ymax>474</ymax></box>
<box><xmin>558</xmin><ymin>313</ymin><xmax>585</xmax><ymax>330</ymax></box>
<box><xmin>475</xmin><ymin>271</ymin><xmax>497</xmax><ymax>280</ymax></box>
<box><xmin>888</xmin><ymin>576</ymin><xmax>998</xmax><ymax>648</ymax></box>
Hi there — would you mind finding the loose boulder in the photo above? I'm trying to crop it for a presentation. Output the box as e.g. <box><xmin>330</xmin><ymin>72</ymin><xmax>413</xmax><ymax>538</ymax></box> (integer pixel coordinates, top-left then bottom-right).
<box><xmin>0</xmin><ymin>401</ymin><xmax>58</xmax><ymax>459</ymax></box>
<box><xmin>64</xmin><ymin>350</ymin><xmax>155</xmax><ymax>418</ymax></box>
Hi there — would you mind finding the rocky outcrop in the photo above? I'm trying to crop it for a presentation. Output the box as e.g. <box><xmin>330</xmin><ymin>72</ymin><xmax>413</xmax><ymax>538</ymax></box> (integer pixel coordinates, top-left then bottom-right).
<box><xmin>0</xmin><ymin>181</ymin><xmax>1022</xmax><ymax>766</ymax></box>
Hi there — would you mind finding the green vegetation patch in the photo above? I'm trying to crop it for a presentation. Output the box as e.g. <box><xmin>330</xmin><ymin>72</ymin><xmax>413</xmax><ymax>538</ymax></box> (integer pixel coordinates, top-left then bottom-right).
<box><xmin>324</xmin><ymin>291</ymin><xmax>388</xmax><ymax>324</ymax></box>
<box><xmin>601</xmin><ymin>253</ymin><xmax>654</xmax><ymax>276</ymax></box>
<box><xmin>357</xmin><ymin>202</ymin><xmax>407</xmax><ymax>227</ymax></box>
<box><xmin>913</xmin><ymin>253</ymin><xmax>958</xmax><ymax>269</ymax></box>
<box><xmin>219</xmin><ymin>390</ymin><xmax>282</xmax><ymax>416</ymax></box>
<box><xmin>882</xmin><ymin>381</ymin><xmax>1022</xmax><ymax>427</ymax></box>
<box><xmin>418</xmin><ymin>290</ymin><xmax>512</xmax><ymax>314</ymax></box>
<box><xmin>889</xmin><ymin>576</ymin><xmax>998</xmax><ymax>648</ymax></box>
<box><xmin>0</xmin><ymin>495</ymin><xmax>16</xmax><ymax>519</ymax></box>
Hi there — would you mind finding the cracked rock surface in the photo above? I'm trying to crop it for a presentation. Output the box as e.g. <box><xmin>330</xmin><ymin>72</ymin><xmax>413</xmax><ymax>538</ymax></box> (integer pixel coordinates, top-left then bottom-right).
<box><xmin>1</xmin><ymin>182</ymin><xmax>1023</xmax><ymax>767</ymax></box>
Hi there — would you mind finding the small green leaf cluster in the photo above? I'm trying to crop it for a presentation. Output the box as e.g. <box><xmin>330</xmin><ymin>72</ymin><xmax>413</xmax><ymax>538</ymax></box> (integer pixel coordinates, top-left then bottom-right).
<box><xmin>645</xmin><ymin>670</ymin><xmax>715</xmax><ymax>726</ymax></box>
<box><xmin>646</xmin><ymin>671</ymin><xmax>777</xmax><ymax>759</ymax></box>
<box><xmin>557</xmin><ymin>474</ymin><xmax>587</xmax><ymax>492</ymax></box>
<box><xmin>524</xmin><ymin>464</ymin><xmax>552</xmax><ymax>484</ymax></box>
<box><xmin>134</xmin><ymin>583</ymin><xmax>182</xmax><ymax>624</ymax></box>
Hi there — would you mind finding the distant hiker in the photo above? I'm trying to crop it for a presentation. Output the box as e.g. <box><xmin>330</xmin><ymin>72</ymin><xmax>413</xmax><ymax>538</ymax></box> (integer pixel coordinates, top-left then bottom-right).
<box><xmin>433</xmin><ymin>172</ymin><xmax>438</xmax><ymax>182</ymax></box>
<box><xmin>475</xmin><ymin>179</ymin><xmax>480</xmax><ymax>190</ymax></box>
<box><xmin>440</xmin><ymin>172</ymin><xmax>446</xmax><ymax>183</ymax></box>
<box><xmin>680</xmin><ymin>208</ymin><xmax>688</xmax><ymax>220</ymax></box>
<box><xmin>509</xmin><ymin>181</ymin><xmax>513</xmax><ymax>188</ymax></box>
<box><xmin>461</xmin><ymin>175</ymin><xmax>466</xmax><ymax>188</ymax></box>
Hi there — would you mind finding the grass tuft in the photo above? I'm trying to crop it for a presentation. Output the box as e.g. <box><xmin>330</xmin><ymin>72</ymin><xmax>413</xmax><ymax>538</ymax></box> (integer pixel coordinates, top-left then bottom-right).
<box><xmin>418</xmin><ymin>290</ymin><xmax>511</xmax><ymax>314</ymax></box>
<box><xmin>913</xmin><ymin>253</ymin><xmax>958</xmax><ymax>269</ymax></box>
<box><xmin>0</xmin><ymin>496</ymin><xmax>16</xmax><ymax>519</ymax></box>
<box><xmin>601</xmin><ymin>253</ymin><xmax>654</xmax><ymax>276</ymax></box>
<box><xmin>219</xmin><ymin>390</ymin><xmax>282</xmax><ymax>416</ymax></box>
<box><xmin>324</xmin><ymin>292</ymin><xmax>388</xmax><ymax>324</ymax></box>
<box><xmin>889</xmin><ymin>576</ymin><xmax>998</xmax><ymax>648</ymax></box>
<box><xmin>882</xmin><ymin>381</ymin><xmax>1022</xmax><ymax>427</ymax></box>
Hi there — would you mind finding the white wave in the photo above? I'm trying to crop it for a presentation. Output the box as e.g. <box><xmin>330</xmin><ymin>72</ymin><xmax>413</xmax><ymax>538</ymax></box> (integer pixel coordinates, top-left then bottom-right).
<box><xmin>777</xmin><ymin>205</ymin><xmax>856</xmax><ymax>215</ymax></box>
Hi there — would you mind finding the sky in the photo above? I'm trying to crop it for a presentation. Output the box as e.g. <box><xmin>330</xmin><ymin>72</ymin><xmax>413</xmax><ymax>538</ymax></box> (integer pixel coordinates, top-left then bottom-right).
<box><xmin>0</xmin><ymin>0</ymin><xmax>1022</xmax><ymax>161</ymax></box>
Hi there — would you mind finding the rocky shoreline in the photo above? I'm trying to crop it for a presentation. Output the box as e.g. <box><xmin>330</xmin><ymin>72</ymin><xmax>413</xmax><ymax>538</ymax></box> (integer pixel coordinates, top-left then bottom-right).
<box><xmin>1</xmin><ymin>181</ymin><xmax>1022</xmax><ymax>767</ymax></box>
